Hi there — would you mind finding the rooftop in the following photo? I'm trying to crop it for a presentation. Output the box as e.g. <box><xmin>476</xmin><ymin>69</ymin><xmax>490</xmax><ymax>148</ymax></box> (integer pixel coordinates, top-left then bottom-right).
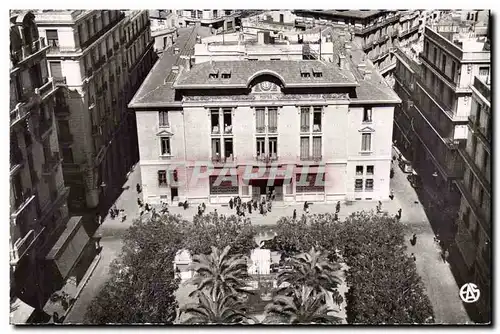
<box><xmin>130</xmin><ymin>25</ymin><xmax>400</xmax><ymax>108</ymax></box>
<box><xmin>295</xmin><ymin>9</ymin><xmax>383</xmax><ymax>19</ymax></box>
<box><xmin>174</xmin><ymin>60</ymin><xmax>358</xmax><ymax>89</ymax></box>
<box><xmin>32</xmin><ymin>9</ymin><xmax>91</xmax><ymax>24</ymax></box>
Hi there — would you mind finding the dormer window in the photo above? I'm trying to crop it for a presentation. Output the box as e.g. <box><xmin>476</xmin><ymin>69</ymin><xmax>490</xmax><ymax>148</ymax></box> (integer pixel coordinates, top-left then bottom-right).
<box><xmin>312</xmin><ymin>68</ymin><xmax>323</xmax><ymax>77</ymax></box>
<box><xmin>221</xmin><ymin>70</ymin><xmax>231</xmax><ymax>79</ymax></box>
<box><xmin>209</xmin><ymin>69</ymin><xmax>219</xmax><ymax>79</ymax></box>
<box><xmin>300</xmin><ymin>68</ymin><xmax>310</xmax><ymax>78</ymax></box>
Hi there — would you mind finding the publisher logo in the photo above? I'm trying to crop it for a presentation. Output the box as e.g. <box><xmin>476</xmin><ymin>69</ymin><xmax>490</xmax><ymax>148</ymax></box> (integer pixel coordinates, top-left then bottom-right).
<box><xmin>459</xmin><ymin>283</ymin><xmax>480</xmax><ymax>303</ymax></box>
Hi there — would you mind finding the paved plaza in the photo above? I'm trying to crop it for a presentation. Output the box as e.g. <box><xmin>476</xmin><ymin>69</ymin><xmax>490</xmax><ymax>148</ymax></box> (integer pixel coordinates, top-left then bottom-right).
<box><xmin>65</xmin><ymin>162</ymin><xmax>470</xmax><ymax>324</ymax></box>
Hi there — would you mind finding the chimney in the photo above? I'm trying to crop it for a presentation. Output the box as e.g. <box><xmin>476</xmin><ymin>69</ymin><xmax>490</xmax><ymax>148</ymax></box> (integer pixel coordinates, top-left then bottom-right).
<box><xmin>338</xmin><ymin>54</ymin><xmax>346</xmax><ymax>69</ymax></box>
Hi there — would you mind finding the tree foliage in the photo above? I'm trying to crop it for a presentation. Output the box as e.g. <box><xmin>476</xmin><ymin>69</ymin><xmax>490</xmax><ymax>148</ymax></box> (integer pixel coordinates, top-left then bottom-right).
<box><xmin>183</xmin><ymin>213</ymin><xmax>257</xmax><ymax>256</ymax></box>
<box><xmin>180</xmin><ymin>290</ymin><xmax>257</xmax><ymax>324</ymax></box>
<box><xmin>188</xmin><ymin>245</ymin><xmax>251</xmax><ymax>300</ymax></box>
<box><xmin>85</xmin><ymin>215</ymin><xmax>186</xmax><ymax>323</ymax></box>
<box><xmin>264</xmin><ymin>286</ymin><xmax>341</xmax><ymax>324</ymax></box>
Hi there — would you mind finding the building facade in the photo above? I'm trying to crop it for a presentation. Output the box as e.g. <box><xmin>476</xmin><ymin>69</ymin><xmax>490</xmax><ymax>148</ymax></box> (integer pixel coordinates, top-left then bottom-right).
<box><xmin>34</xmin><ymin>10</ymin><xmax>156</xmax><ymax>214</ymax></box>
<box><xmin>149</xmin><ymin>10</ymin><xmax>179</xmax><ymax>54</ymax></box>
<box><xmin>454</xmin><ymin>75</ymin><xmax>491</xmax><ymax>322</ymax></box>
<box><xmin>176</xmin><ymin>10</ymin><xmax>240</xmax><ymax>32</ymax></box>
<box><xmin>130</xmin><ymin>27</ymin><xmax>400</xmax><ymax>205</ymax></box>
<box><xmin>10</xmin><ymin>11</ymin><xmax>91</xmax><ymax>323</ymax></box>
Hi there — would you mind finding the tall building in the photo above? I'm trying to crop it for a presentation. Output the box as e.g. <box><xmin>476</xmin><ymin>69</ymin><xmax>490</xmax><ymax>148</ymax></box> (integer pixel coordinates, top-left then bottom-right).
<box><xmin>149</xmin><ymin>10</ymin><xmax>179</xmax><ymax>54</ymax></box>
<box><xmin>454</xmin><ymin>75</ymin><xmax>491</xmax><ymax>322</ymax></box>
<box><xmin>392</xmin><ymin>12</ymin><xmax>490</xmax><ymax>224</ymax></box>
<box><xmin>9</xmin><ymin>10</ymin><xmax>91</xmax><ymax>323</ymax></box>
<box><xmin>176</xmin><ymin>9</ymin><xmax>240</xmax><ymax>32</ymax></box>
<box><xmin>33</xmin><ymin>10</ymin><xmax>156</xmax><ymax>215</ymax></box>
<box><xmin>293</xmin><ymin>10</ymin><xmax>423</xmax><ymax>79</ymax></box>
<box><xmin>129</xmin><ymin>26</ymin><xmax>400</xmax><ymax>205</ymax></box>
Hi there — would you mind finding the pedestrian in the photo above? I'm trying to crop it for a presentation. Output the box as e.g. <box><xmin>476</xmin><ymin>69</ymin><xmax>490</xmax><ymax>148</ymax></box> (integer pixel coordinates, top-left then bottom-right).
<box><xmin>267</xmin><ymin>201</ymin><xmax>272</xmax><ymax>212</ymax></box>
<box><xmin>136</xmin><ymin>183</ymin><xmax>141</xmax><ymax>194</ymax></box>
<box><xmin>253</xmin><ymin>200</ymin><xmax>258</xmax><ymax>211</ymax></box>
<box><xmin>121</xmin><ymin>214</ymin><xmax>127</xmax><ymax>222</ymax></box>
<box><xmin>109</xmin><ymin>208</ymin><xmax>115</xmax><ymax>219</ymax></box>
<box><xmin>259</xmin><ymin>203</ymin><xmax>264</xmax><ymax>215</ymax></box>
<box><xmin>263</xmin><ymin>205</ymin><xmax>267</xmax><ymax>216</ymax></box>
<box><xmin>248</xmin><ymin>203</ymin><xmax>252</xmax><ymax>214</ymax></box>
<box><xmin>293</xmin><ymin>209</ymin><xmax>297</xmax><ymax>220</ymax></box>
<box><xmin>214</xmin><ymin>209</ymin><xmax>218</xmax><ymax>216</ymax></box>
<box><xmin>271</xmin><ymin>190</ymin><xmax>276</xmax><ymax>201</ymax></box>
<box><xmin>303</xmin><ymin>201</ymin><xmax>308</xmax><ymax>212</ymax></box>
<box><xmin>183</xmin><ymin>200</ymin><xmax>188</xmax><ymax>210</ymax></box>
<box><xmin>410</xmin><ymin>233</ymin><xmax>417</xmax><ymax>246</ymax></box>
<box><xmin>334</xmin><ymin>212</ymin><xmax>338</xmax><ymax>221</ymax></box>
<box><xmin>397</xmin><ymin>208</ymin><xmax>402</xmax><ymax>219</ymax></box>
<box><xmin>411</xmin><ymin>253</ymin><xmax>416</xmax><ymax>261</ymax></box>
<box><xmin>137</xmin><ymin>198</ymin><xmax>143</xmax><ymax>207</ymax></box>
<box><xmin>202</xmin><ymin>202</ymin><xmax>206</xmax><ymax>211</ymax></box>
<box><xmin>96</xmin><ymin>213</ymin><xmax>101</xmax><ymax>225</ymax></box>
<box><xmin>229</xmin><ymin>198</ymin><xmax>234</xmax><ymax>209</ymax></box>
<box><xmin>389</xmin><ymin>189</ymin><xmax>394</xmax><ymax>200</ymax></box>
<box><xmin>444</xmin><ymin>249</ymin><xmax>449</xmax><ymax>263</ymax></box>
<box><xmin>335</xmin><ymin>201</ymin><xmax>340</xmax><ymax>213</ymax></box>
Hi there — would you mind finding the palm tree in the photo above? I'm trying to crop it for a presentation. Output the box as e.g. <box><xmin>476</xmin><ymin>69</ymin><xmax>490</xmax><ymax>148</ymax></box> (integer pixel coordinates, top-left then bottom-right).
<box><xmin>180</xmin><ymin>290</ymin><xmax>258</xmax><ymax>324</ymax></box>
<box><xmin>188</xmin><ymin>245</ymin><xmax>251</xmax><ymax>300</ymax></box>
<box><xmin>264</xmin><ymin>286</ymin><xmax>341</xmax><ymax>324</ymax></box>
<box><xmin>277</xmin><ymin>247</ymin><xmax>342</xmax><ymax>304</ymax></box>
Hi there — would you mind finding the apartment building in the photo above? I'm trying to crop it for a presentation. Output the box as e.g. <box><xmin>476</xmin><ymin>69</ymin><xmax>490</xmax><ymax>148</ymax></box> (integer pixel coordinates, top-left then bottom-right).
<box><xmin>293</xmin><ymin>10</ymin><xmax>423</xmax><ymax>79</ymax></box>
<box><xmin>149</xmin><ymin>10</ymin><xmax>179</xmax><ymax>54</ymax></box>
<box><xmin>9</xmin><ymin>11</ymin><xmax>91</xmax><ymax>323</ymax></box>
<box><xmin>33</xmin><ymin>10</ymin><xmax>156</xmax><ymax>214</ymax></box>
<box><xmin>392</xmin><ymin>14</ymin><xmax>490</xmax><ymax>291</ymax></box>
<box><xmin>454</xmin><ymin>75</ymin><xmax>491</xmax><ymax>322</ymax></box>
<box><xmin>129</xmin><ymin>26</ymin><xmax>400</xmax><ymax>205</ymax></box>
<box><xmin>176</xmin><ymin>9</ymin><xmax>240</xmax><ymax>32</ymax></box>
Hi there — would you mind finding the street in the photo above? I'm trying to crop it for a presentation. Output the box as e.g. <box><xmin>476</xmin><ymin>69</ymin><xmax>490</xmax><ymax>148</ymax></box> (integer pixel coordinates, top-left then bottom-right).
<box><xmin>65</xmin><ymin>162</ymin><xmax>470</xmax><ymax>324</ymax></box>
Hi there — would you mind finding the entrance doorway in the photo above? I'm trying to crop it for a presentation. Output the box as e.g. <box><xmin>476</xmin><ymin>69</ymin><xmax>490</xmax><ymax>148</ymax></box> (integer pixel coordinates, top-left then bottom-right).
<box><xmin>171</xmin><ymin>187</ymin><xmax>178</xmax><ymax>202</ymax></box>
<box><xmin>250</xmin><ymin>179</ymin><xmax>284</xmax><ymax>201</ymax></box>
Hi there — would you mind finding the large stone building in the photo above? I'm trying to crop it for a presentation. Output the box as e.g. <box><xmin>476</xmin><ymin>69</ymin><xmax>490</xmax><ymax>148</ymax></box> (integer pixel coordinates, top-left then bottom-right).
<box><xmin>392</xmin><ymin>12</ymin><xmax>490</xmax><ymax>321</ymax></box>
<box><xmin>33</xmin><ymin>10</ymin><xmax>157</xmax><ymax>214</ymax></box>
<box><xmin>129</xmin><ymin>26</ymin><xmax>400</xmax><ymax>205</ymax></box>
<box><xmin>176</xmin><ymin>10</ymin><xmax>241</xmax><ymax>32</ymax></box>
<box><xmin>454</xmin><ymin>75</ymin><xmax>491</xmax><ymax>322</ymax></box>
<box><xmin>293</xmin><ymin>10</ymin><xmax>423</xmax><ymax>78</ymax></box>
<box><xmin>9</xmin><ymin>11</ymin><xmax>92</xmax><ymax>323</ymax></box>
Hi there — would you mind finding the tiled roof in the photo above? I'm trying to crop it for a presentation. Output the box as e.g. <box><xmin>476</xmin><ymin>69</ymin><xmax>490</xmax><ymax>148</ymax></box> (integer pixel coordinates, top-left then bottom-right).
<box><xmin>174</xmin><ymin>60</ymin><xmax>358</xmax><ymax>88</ymax></box>
<box><xmin>129</xmin><ymin>26</ymin><xmax>213</xmax><ymax>107</ymax></box>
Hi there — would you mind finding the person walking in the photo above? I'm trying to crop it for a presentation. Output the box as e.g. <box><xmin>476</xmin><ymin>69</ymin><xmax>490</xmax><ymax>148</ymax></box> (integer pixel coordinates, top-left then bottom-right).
<box><xmin>293</xmin><ymin>209</ymin><xmax>297</xmax><ymax>220</ymax></box>
<box><xmin>202</xmin><ymin>202</ymin><xmax>206</xmax><ymax>211</ymax></box>
<box><xmin>397</xmin><ymin>208</ymin><xmax>402</xmax><ymax>220</ymax></box>
<box><xmin>253</xmin><ymin>200</ymin><xmax>258</xmax><ymax>211</ymax></box>
<box><xmin>183</xmin><ymin>200</ymin><xmax>188</xmax><ymax>210</ymax></box>
<box><xmin>335</xmin><ymin>201</ymin><xmax>340</xmax><ymax>214</ymax></box>
<box><xmin>389</xmin><ymin>189</ymin><xmax>394</xmax><ymax>200</ymax></box>
<box><xmin>248</xmin><ymin>202</ymin><xmax>252</xmax><ymax>214</ymax></box>
<box><xmin>136</xmin><ymin>183</ymin><xmax>142</xmax><ymax>194</ymax></box>
<box><xmin>410</xmin><ymin>233</ymin><xmax>417</xmax><ymax>246</ymax></box>
<box><xmin>137</xmin><ymin>198</ymin><xmax>143</xmax><ymax>207</ymax></box>
<box><xmin>229</xmin><ymin>198</ymin><xmax>234</xmax><ymax>209</ymax></box>
<box><xmin>259</xmin><ymin>203</ymin><xmax>264</xmax><ymax>215</ymax></box>
<box><xmin>411</xmin><ymin>253</ymin><xmax>416</xmax><ymax>261</ymax></box>
<box><xmin>303</xmin><ymin>201</ymin><xmax>308</xmax><ymax>212</ymax></box>
<box><xmin>267</xmin><ymin>201</ymin><xmax>272</xmax><ymax>213</ymax></box>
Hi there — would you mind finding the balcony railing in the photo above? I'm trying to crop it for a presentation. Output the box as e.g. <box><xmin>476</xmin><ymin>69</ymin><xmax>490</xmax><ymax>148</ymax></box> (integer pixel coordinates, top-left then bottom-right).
<box><xmin>10</xmin><ymin>37</ymin><xmax>48</xmax><ymax>66</ymax></box>
<box><xmin>211</xmin><ymin>125</ymin><xmax>220</xmax><ymax>134</ymax></box>
<box><xmin>12</xmin><ymin>188</ymin><xmax>34</xmax><ymax>213</ymax></box>
<box><xmin>312</xmin><ymin>124</ymin><xmax>321</xmax><ymax>132</ymax></box>
<box><xmin>80</xmin><ymin>12</ymin><xmax>125</xmax><ymax>49</ymax></box>
<box><xmin>42</xmin><ymin>151</ymin><xmax>62</xmax><ymax>175</ymax></box>
<box><xmin>10</xmin><ymin>147</ymin><xmax>24</xmax><ymax>172</ymax></box>
<box><xmin>212</xmin><ymin>156</ymin><xmax>235</xmax><ymax>164</ymax></box>
<box><xmin>86</xmin><ymin>68</ymin><xmax>93</xmax><ymax>79</ymax></box>
<box><xmin>256</xmin><ymin>126</ymin><xmax>265</xmax><ymax>133</ymax></box>
<box><xmin>300</xmin><ymin>155</ymin><xmax>322</xmax><ymax>161</ymax></box>
<box><xmin>223</xmin><ymin>125</ymin><xmax>233</xmax><ymax>134</ymax></box>
<box><xmin>10</xmin><ymin>230</ymin><xmax>35</xmax><ymax>265</ymax></box>
<box><xmin>10</xmin><ymin>104</ymin><xmax>30</xmax><ymax>127</ymax></box>
<box><xmin>256</xmin><ymin>154</ymin><xmax>278</xmax><ymax>163</ymax></box>
<box><xmin>300</xmin><ymin>125</ymin><xmax>310</xmax><ymax>132</ymax></box>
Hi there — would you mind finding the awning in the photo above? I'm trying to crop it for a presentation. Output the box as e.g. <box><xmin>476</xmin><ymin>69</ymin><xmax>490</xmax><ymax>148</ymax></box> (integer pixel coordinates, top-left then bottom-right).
<box><xmin>240</xmin><ymin>166</ymin><xmax>293</xmax><ymax>180</ymax></box>
<box><xmin>46</xmin><ymin>216</ymin><xmax>90</xmax><ymax>280</ymax></box>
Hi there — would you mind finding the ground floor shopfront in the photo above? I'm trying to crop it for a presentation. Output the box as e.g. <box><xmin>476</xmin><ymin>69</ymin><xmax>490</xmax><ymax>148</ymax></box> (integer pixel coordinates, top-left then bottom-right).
<box><xmin>140</xmin><ymin>160</ymin><xmax>392</xmax><ymax>205</ymax></box>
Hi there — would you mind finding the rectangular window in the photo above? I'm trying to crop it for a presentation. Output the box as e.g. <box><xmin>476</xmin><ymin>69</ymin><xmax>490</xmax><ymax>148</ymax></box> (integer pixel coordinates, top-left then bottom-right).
<box><xmin>212</xmin><ymin>138</ymin><xmax>221</xmax><ymax>160</ymax></box>
<box><xmin>158</xmin><ymin>170</ymin><xmax>167</xmax><ymax>186</ymax></box>
<box><xmin>223</xmin><ymin>108</ymin><xmax>232</xmax><ymax>134</ymax></box>
<box><xmin>361</xmin><ymin>133</ymin><xmax>372</xmax><ymax>151</ymax></box>
<box><xmin>224</xmin><ymin>138</ymin><xmax>233</xmax><ymax>160</ymax></box>
<box><xmin>313</xmin><ymin>107</ymin><xmax>322</xmax><ymax>132</ymax></box>
<box><xmin>300</xmin><ymin>107</ymin><xmax>310</xmax><ymax>132</ymax></box>
<box><xmin>451</xmin><ymin>61</ymin><xmax>456</xmax><ymax>81</ymax></box>
<box><xmin>160</xmin><ymin>137</ymin><xmax>171</xmax><ymax>155</ymax></box>
<box><xmin>356</xmin><ymin>165</ymin><xmax>363</xmax><ymax>175</ymax></box>
<box><xmin>211</xmin><ymin>108</ymin><xmax>220</xmax><ymax>133</ymax></box>
<box><xmin>363</xmin><ymin>108</ymin><xmax>372</xmax><ymax>122</ymax></box>
<box><xmin>46</xmin><ymin>29</ymin><xmax>59</xmax><ymax>47</ymax></box>
<box><xmin>479</xmin><ymin>66</ymin><xmax>489</xmax><ymax>77</ymax></box>
<box><xmin>300</xmin><ymin>137</ymin><xmax>310</xmax><ymax>159</ymax></box>
<box><xmin>367</xmin><ymin>165</ymin><xmax>374</xmax><ymax>175</ymax></box>
<box><xmin>433</xmin><ymin>47</ymin><xmax>437</xmax><ymax>64</ymax></box>
<box><xmin>209</xmin><ymin>175</ymin><xmax>239</xmax><ymax>194</ymax></box>
<box><xmin>268</xmin><ymin>107</ymin><xmax>278</xmax><ymax>133</ymax></box>
<box><xmin>49</xmin><ymin>61</ymin><xmax>63</xmax><ymax>79</ymax></box>
<box><xmin>312</xmin><ymin>137</ymin><xmax>321</xmax><ymax>159</ymax></box>
<box><xmin>159</xmin><ymin>111</ymin><xmax>169</xmax><ymax>127</ymax></box>
<box><xmin>269</xmin><ymin>137</ymin><xmax>277</xmax><ymax>158</ymax></box>
<box><xmin>296</xmin><ymin>173</ymin><xmax>325</xmax><ymax>193</ymax></box>
<box><xmin>442</xmin><ymin>54</ymin><xmax>446</xmax><ymax>72</ymax></box>
<box><xmin>365</xmin><ymin>179</ymin><xmax>374</xmax><ymax>191</ymax></box>
<box><xmin>256</xmin><ymin>107</ymin><xmax>265</xmax><ymax>133</ymax></box>
<box><xmin>355</xmin><ymin>179</ymin><xmax>363</xmax><ymax>191</ymax></box>
<box><xmin>256</xmin><ymin>137</ymin><xmax>266</xmax><ymax>156</ymax></box>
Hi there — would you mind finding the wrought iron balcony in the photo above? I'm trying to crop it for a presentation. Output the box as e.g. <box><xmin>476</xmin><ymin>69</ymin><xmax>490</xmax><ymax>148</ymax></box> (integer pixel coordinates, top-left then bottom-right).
<box><xmin>10</xmin><ymin>104</ymin><xmax>30</xmax><ymax>128</ymax></box>
<box><xmin>256</xmin><ymin>126</ymin><xmax>266</xmax><ymax>133</ymax></box>
<box><xmin>300</xmin><ymin>155</ymin><xmax>322</xmax><ymax>162</ymax></box>
<box><xmin>42</xmin><ymin>151</ymin><xmax>62</xmax><ymax>175</ymax></box>
<box><xmin>256</xmin><ymin>154</ymin><xmax>278</xmax><ymax>163</ymax></box>
<box><xmin>10</xmin><ymin>37</ymin><xmax>48</xmax><ymax>66</ymax></box>
<box><xmin>12</xmin><ymin>188</ymin><xmax>34</xmax><ymax>214</ymax></box>
<box><xmin>10</xmin><ymin>230</ymin><xmax>35</xmax><ymax>266</ymax></box>
<box><xmin>300</xmin><ymin>125</ymin><xmax>310</xmax><ymax>132</ymax></box>
<box><xmin>268</xmin><ymin>126</ymin><xmax>277</xmax><ymax>133</ymax></box>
